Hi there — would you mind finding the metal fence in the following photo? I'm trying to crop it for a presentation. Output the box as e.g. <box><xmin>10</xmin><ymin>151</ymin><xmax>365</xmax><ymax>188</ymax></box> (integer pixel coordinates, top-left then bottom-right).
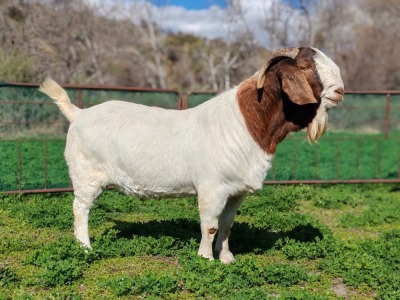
<box><xmin>1</xmin><ymin>83</ymin><xmax>400</xmax><ymax>193</ymax></box>
<box><xmin>0</xmin><ymin>83</ymin><xmax>181</xmax><ymax>139</ymax></box>
<box><xmin>185</xmin><ymin>91</ymin><xmax>400</xmax><ymax>184</ymax></box>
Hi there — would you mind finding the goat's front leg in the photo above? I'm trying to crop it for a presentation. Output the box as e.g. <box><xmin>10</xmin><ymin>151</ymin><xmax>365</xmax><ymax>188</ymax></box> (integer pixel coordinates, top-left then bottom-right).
<box><xmin>215</xmin><ymin>195</ymin><xmax>244</xmax><ymax>264</ymax></box>
<box><xmin>197</xmin><ymin>192</ymin><xmax>228</xmax><ymax>260</ymax></box>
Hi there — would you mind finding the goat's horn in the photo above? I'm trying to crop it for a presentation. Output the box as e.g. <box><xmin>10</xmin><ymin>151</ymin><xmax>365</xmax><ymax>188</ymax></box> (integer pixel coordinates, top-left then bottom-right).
<box><xmin>257</xmin><ymin>47</ymin><xmax>300</xmax><ymax>90</ymax></box>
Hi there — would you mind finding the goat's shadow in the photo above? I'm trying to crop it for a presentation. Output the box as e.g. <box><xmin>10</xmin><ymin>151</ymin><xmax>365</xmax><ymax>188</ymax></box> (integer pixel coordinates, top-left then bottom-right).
<box><xmin>389</xmin><ymin>184</ymin><xmax>400</xmax><ymax>192</ymax></box>
<box><xmin>111</xmin><ymin>218</ymin><xmax>323</xmax><ymax>255</ymax></box>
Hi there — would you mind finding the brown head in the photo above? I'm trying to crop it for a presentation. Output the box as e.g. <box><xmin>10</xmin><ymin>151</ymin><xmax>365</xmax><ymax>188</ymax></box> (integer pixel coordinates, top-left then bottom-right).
<box><xmin>237</xmin><ymin>47</ymin><xmax>344</xmax><ymax>154</ymax></box>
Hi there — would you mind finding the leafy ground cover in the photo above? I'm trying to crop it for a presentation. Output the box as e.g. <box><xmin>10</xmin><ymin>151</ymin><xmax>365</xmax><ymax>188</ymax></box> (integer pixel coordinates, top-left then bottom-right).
<box><xmin>0</xmin><ymin>184</ymin><xmax>399</xmax><ymax>299</ymax></box>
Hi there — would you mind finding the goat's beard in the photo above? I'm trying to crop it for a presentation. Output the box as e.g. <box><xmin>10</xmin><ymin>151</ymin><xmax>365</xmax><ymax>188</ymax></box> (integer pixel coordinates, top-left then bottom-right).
<box><xmin>307</xmin><ymin>104</ymin><xmax>328</xmax><ymax>142</ymax></box>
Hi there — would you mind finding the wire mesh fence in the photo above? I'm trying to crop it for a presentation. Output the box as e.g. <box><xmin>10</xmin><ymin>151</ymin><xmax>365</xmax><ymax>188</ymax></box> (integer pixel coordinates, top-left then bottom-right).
<box><xmin>0</xmin><ymin>83</ymin><xmax>180</xmax><ymax>193</ymax></box>
<box><xmin>1</xmin><ymin>84</ymin><xmax>399</xmax><ymax>193</ymax></box>
<box><xmin>0</xmin><ymin>83</ymin><xmax>180</xmax><ymax>139</ymax></box>
<box><xmin>185</xmin><ymin>91</ymin><xmax>400</xmax><ymax>184</ymax></box>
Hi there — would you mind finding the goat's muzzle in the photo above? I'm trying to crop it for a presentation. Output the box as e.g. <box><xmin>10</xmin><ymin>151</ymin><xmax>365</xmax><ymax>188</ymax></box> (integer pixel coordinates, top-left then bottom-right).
<box><xmin>325</xmin><ymin>87</ymin><xmax>344</xmax><ymax>107</ymax></box>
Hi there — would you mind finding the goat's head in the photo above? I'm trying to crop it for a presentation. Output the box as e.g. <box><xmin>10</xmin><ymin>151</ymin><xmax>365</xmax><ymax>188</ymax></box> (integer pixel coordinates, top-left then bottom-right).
<box><xmin>256</xmin><ymin>47</ymin><xmax>344</xmax><ymax>142</ymax></box>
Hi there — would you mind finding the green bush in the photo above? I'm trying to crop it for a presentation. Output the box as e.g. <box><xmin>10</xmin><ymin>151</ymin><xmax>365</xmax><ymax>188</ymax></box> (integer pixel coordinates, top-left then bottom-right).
<box><xmin>319</xmin><ymin>230</ymin><xmax>400</xmax><ymax>298</ymax></box>
<box><xmin>278</xmin><ymin>234</ymin><xmax>338</xmax><ymax>260</ymax></box>
<box><xmin>24</xmin><ymin>237</ymin><xmax>87</xmax><ymax>287</ymax></box>
<box><xmin>179</xmin><ymin>255</ymin><xmax>308</xmax><ymax>298</ymax></box>
<box><xmin>311</xmin><ymin>185</ymin><xmax>363</xmax><ymax>209</ymax></box>
<box><xmin>3</xmin><ymin>193</ymin><xmax>106</xmax><ymax>230</ymax></box>
<box><xmin>262</xmin><ymin>263</ymin><xmax>308</xmax><ymax>286</ymax></box>
<box><xmin>339</xmin><ymin>197</ymin><xmax>400</xmax><ymax>228</ymax></box>
<box><xmin>0</xmin><ymin>265</ymin><xmax>19</xmax><ymax>287</ymax></box>
<box><xmin>279</xmin><ymin>290</ymin><xmax>327</xmax><ymax>300</ymax></box>
<box><xmin>89</xmin><ymin>229</ymin><xmax>182</xmax><ymax>260</ymax></box>
<box><xmin>1</xmin><ymin>184</ymin><xmax>400</xmax><ymax>298</ymax></box>
<box><xmin>238</xmin><ymin>185</ymin><xmax>316</xmax><ymax>231</ymax></box>
<box><xmin>105</xmin><ymin>271</ymin><xmax>179</xmax><ymax>297</ymax></box>
<box><xmin>39</xmin><ymin>259</ymin><xmax>84</xmax><ymax>287</ymax></box>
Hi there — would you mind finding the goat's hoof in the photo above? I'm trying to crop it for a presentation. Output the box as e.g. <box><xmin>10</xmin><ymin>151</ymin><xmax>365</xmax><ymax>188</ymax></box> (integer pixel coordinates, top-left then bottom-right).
<box><xmin>198</xmin><ymin>254</ymin><xmax>215</xmax><ymax>261</ymax></box>
<box><xmin>198</xmin><ymin>250</ymin><xmax>214</xmax><ymax>261</ymax></box>
<box><xmin>76</xmin><ymin>238</ymin><xmax>92</xmax><ymax>251</ymax></box>
<box><xmin>219</xmin><ymin>251</ymin><xmax>235</xmax><ymax>264</ymax></box>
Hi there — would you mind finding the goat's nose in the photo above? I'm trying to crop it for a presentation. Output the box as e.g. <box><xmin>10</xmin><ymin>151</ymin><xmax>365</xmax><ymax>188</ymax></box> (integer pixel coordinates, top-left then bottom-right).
<box><xmin>335</xmin><ymin>87</ymin><xmax>344</xmax><ymax>96</ymax></box>
<box><xmin>334</xmin><ymin>87</ymin><xmax>344</xmax><ymax>102</ymax></box>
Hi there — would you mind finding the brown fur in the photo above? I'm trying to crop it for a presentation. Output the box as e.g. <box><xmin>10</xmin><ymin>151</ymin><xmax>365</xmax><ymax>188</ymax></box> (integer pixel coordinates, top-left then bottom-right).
<box><xmin>237</xmin><ymin>48</ymin><xmax>323</xmax><ymax>154</ymax></box>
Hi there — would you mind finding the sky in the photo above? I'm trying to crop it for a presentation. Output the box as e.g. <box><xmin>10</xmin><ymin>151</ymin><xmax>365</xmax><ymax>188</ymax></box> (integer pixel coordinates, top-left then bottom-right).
<box><xmin>85</xmin><ymin>0</ymin><xmax>316</xmax><ymax>46</ymax></box>
<box><xmin>137</xmin><ymin>0</ymin><xmax>308</xmax><ymax>45</ymax></box>
<box><xmin>155</xmin><ymin>0</ymin><xmax>301</xmax><ymax>10</ymax></box>
<box><xmin>159</xmin><ymin>0</ymin><xmax>227</xmax><ymax>10</ymax></box>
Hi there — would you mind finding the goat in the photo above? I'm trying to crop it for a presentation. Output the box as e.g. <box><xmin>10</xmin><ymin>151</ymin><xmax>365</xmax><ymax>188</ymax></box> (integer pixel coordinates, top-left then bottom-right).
<box><xmin>39</xmin><ymin>47</ymin><xmax>344</xmax><ymax>264</ymax></box>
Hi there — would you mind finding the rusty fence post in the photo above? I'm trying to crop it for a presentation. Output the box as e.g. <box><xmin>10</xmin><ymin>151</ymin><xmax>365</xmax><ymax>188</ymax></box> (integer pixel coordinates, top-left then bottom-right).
<box><xmin>44</xmin><ymin>140</ymin><xmax>48</xmax><ymax>190</ymax></box>
<box><xmin>293</xmin><ymin>139</ymin><xmax>297</xmax><ymax>180</ymax></box>
<box><xmin>77</xmin><ymin>88</ymin><xmax>83</xmax><ymax>108</ymax></box>
<box><xmin>17</xmin><ymin>141</ymin><xmax>22</xmax><ymax>191</ymax></box>
<box><xmin>335</xmin><ymin>139</ymin><xmax>339</xmax><ymax>179</ymax></box>
<box><xmin>181</xmin><ymin>95</ymin><xmax>188</xmax><ymax>109</ymax></box>
<box><xmin>385</xmin><ymin>93</ymin><xmax>391</xmax><ymax>139</ymax></box>
<box><xmin>356</xmin><ymin>139</ymin><xmax>360</xmax><ymax>179</ymax></box>
<box><xmin>377</xmin><ymin>140</ymin><xmax>381</xmax><ymax>178</ymax></box>
<box><xmin>272</xmin><ymin>160</ymin><xmax>276</xmax><ymax>180</ymax></box>
<box><xmin>398</xmin><ymin>145</ymin><xmax>400</xmax><ymax>179</ymax></box>
<box><xmin>314</xmin><ymin>143</ymin><xmax>318</xmax><ymax>180</ymax></box>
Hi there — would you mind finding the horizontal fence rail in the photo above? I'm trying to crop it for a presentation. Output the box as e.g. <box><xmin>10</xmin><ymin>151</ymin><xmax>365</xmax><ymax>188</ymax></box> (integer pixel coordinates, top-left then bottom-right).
<box><xmin>0</xmin><ymin>82</ymin><xmax>181</xmax><ymax>139</ymax></box>
<box><xmin>1</xmin><ymin>83</ymin><xmax>400</xmax><ymax>193</ymax></box>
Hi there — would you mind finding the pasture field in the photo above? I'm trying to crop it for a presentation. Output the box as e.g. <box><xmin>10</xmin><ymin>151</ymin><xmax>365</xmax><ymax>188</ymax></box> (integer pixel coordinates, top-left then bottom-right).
<box><xmin>1</xmin><ymin>184</ymin><xmax>400</xmax><ymax>299</ymax></box>
<box><xmin>1</xmin><ymin>131</ymin><xmax>399</xmax><ymax>192</ymax></box>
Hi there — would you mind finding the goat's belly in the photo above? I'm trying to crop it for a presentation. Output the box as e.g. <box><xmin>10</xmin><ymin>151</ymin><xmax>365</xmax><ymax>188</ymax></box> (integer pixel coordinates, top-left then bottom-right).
<box><xmin>110</xmin><ymin>168</ymin><xmax>197</xmax><ymax>198</ymax></box>
<box><xmin>116</xmin><ymin>182</ymin><xmax>197</xmax><ymax>198</ymax></box>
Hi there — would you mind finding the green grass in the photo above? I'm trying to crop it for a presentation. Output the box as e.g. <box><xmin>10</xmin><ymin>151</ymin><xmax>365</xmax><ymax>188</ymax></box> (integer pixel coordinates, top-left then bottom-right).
<box><xmin>0</xmin><ymin>140</ymin><xmax>69</xmax><ymax>190</ymax></box>
<box><xmin>1</xmin><ymin>184</ymin><xmax>399</xmax><ymax>299</ymax></box>
<box><xmin>1</xmin><ymin>131</ymin><xmax>399</xmax><ymax>192</ymax></box>
<box><xmin>270</xmin><ymin>131</ymin><xmax>400</xmax><ymax>181</ymax></box>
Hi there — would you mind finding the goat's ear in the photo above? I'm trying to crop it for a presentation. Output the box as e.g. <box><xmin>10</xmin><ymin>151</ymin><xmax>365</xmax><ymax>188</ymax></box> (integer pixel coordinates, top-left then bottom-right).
<box><xmin>257</xmin><ymin>48</ymin><xmax>300</xmax><ymax>90</ymax></box>
<box><xmin>281</xmin><ymin>65</ymin><xmax>319</xmax><ymax>105</ymax></box>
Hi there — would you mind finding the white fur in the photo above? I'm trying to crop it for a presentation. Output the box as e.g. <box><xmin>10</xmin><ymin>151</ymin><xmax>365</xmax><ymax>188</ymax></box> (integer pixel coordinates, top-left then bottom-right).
<box><xmin>312</xmin><ymin>47</ymin><xmax>344</xmax><ymax>109</ymax></box>
<box><xmin>307</xmin><ymin>48</ymin><xmax>344</xmax><ymax>141</ymax></box>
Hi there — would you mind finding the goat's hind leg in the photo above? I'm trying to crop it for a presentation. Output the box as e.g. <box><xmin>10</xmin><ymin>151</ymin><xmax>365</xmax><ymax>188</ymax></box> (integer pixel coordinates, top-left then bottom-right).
<box><xmin>72</xmin><ymin>178</ymin><xmax>104</xmax><ymax>248</ymax></box>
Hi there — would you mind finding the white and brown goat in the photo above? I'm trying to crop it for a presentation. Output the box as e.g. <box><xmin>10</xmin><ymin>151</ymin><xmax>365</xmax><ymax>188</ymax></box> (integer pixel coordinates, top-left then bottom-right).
<box><xmin>39</xmin><ymin>47</ymin><xmax>344</xmax><ymax>264</ymax></box>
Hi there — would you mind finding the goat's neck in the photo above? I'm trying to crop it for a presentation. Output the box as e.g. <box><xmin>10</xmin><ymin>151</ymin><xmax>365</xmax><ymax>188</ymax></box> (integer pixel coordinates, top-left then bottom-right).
<box><xmin>237</xmin><ymin>76</ymin><xmax>303</xmax><ymax>154</ymax></box>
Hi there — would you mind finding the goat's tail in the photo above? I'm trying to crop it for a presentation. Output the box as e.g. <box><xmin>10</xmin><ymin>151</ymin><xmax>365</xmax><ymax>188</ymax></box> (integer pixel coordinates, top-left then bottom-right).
<box><xmin>39</xmin><ymin>78</ymin><xmax>80</xmax><ymax>123</ymax></box>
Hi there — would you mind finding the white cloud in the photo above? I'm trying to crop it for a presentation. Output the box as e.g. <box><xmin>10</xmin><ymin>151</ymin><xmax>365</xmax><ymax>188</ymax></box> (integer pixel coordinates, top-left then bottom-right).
<box><xmin>82</xmin><ymin>0</ymin><xmax>316</xmax><ymax>48</ymax></box>
<box><xmin>158</xmin><ymin>5</ymin><xmax>228</xmax><ymax>40</ymax></box>
<box><xmin>110</xmin><ymin>1</ymin><xmax>232</xmax><ymax>41</ymax></box>
<box><xmin>150</xmin><ymin>0</ymin><xmax>307</xmax><ymax>47</ymax></box>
